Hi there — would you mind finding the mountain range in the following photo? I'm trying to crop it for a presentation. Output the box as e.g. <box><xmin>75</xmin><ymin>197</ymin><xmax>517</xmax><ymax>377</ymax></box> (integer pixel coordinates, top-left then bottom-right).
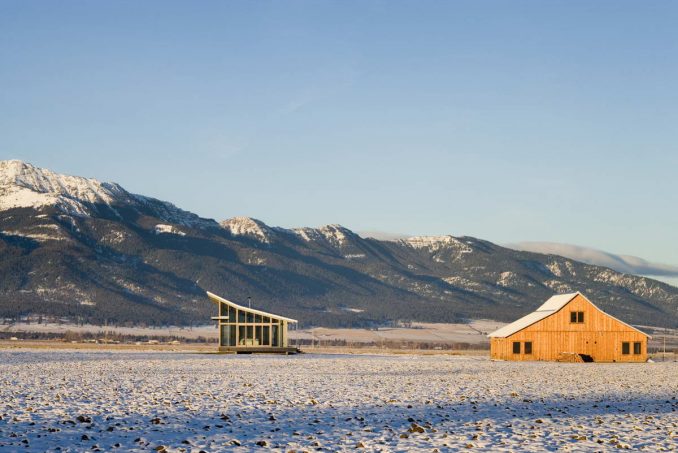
<box><xmin>1</xmin><ymin>160</ymin><xmax>676</xmax><ymax>328</ymax></box>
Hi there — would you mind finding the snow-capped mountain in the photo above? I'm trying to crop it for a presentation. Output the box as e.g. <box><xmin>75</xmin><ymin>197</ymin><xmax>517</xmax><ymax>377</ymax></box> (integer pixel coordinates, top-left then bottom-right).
<box><xmin>0</xmin><ymin>160</ymin><xmax>131</xmax><ymax>215</ymax></box>
<box><xmin>220</xmin><ymin>216</ymin><xmax>359</xmax><ymax>248</ymax></box>
<box><xmin>0</xmin><ymin>160</ymin><xmax>217</xmax><ymax>228</ymax></box>
<box><xmin>1</xmin><ymin>161</ymin><xmax>676</xmax><ymax>328</ymax></box>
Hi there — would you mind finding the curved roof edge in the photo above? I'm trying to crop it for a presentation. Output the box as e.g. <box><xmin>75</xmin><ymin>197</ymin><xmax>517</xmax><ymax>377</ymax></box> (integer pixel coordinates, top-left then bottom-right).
<box><xmin>206</xmin><ymin>291</ymin><xmax>298</xmax><ymax>323</ymax></box>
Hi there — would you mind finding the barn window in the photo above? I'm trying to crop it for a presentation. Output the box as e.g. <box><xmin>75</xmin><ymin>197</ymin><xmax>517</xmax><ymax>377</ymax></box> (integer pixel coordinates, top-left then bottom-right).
<box><xmin>524</xmin><ymin>342</ymin><xmax>532</xmax><ymax>354</ymax></box>
<box><xmin>570</xmin><ymin>311</ymin><xmax>584</xmax><ymax>323</ymax></box>
<box><xmin>512</xmin><ymin>341</ymin><xmax>521</xmax><ymax>354</ymax></box>
<box><xmin>622</xmin><ymin>342</ymin><xmax>630</xmax><ymax>355</ymax></box>
<box><xmin>633</xmin><ymin>342</ymin><xmax>642</xmax><ymax>355</ymax></box>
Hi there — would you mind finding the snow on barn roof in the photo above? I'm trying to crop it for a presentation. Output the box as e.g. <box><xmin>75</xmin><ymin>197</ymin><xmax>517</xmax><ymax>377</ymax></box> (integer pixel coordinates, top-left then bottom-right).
<box><xmin>487</xmin><ymin>292</ymin><xmax>580</xmax><ymax>338</ymax></box>
<box><xmin>536</xmin><ymin>292</ymin><xmax>580</xmax><ymax>311</ymax></box>
<box><xmin>488</xmin><ymin>292</ymin><xmax>650</xmax><ymax>338</ymax></box>
<box><xmin>487</xmin><ymin>310</ymin><xmax>557</xmax><ymax>339</ymax></box>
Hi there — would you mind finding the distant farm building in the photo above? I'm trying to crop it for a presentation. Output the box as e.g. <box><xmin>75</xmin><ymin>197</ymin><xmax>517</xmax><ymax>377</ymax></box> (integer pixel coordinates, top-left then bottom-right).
<box><xmin>207</xmin><ymin>291</ymin><xmax>299</xmax><ymax>354</ymax></box>
<box><xmin>488</xmin><ymin>292</ymin><xmax>650</xmax><ymax>362</ymax></box>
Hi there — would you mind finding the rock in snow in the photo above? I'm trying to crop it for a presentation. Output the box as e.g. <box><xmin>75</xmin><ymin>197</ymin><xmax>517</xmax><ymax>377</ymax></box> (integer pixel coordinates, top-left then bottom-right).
<box><xmin>0</xmin><ymin>351</ymin><xmax>675</xmax><ymax>452</ymax></box>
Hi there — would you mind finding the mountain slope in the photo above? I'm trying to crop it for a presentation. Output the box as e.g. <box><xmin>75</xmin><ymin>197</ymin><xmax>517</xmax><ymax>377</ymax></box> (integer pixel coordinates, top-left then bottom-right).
<box><xmin>1</xmin><ymin>161</ymin><xmax>676</xmax><ymax>328</ymax></box>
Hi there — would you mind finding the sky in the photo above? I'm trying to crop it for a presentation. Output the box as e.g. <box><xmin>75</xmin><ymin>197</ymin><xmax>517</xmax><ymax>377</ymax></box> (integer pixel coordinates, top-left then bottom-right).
<box><xmin>1</xmin><ymin>1</ymin><xmax>677</xmax><ymax>277</ymax></box>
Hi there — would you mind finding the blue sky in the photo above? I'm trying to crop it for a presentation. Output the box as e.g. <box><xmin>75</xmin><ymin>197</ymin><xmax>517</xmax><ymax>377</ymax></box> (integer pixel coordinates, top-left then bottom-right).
<box><xmin>1</xmin><ymin>1</ymin><xmax>677</xmax><ymax>273</ymax></box>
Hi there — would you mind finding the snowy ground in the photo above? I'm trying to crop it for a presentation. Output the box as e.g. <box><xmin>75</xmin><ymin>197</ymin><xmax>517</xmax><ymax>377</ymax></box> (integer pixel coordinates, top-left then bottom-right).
<box><xmin>0</xmin><ymin>352</ymin><xmax>676</xmax><ymax>452</ymax></box>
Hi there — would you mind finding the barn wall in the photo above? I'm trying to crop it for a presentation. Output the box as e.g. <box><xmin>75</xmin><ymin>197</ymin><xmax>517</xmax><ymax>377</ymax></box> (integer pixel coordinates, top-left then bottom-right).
<box><xmin>490</xmin><ymin>294</ymin><xmax>648</xmax><ymax>362</ymax></box>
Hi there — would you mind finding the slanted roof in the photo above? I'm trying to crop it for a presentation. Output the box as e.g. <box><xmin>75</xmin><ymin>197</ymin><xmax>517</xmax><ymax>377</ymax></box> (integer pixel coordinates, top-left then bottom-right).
<box><xmin>488</xmin><ymin>292</ymin><xmax>579</xmax><ymax>338</ymax></box>
<box><xmin>488</xmin><ymin>292</ymin><xmax>650</xmax><ymax>338</ymax></box>
<box><xmin>488</xmin><ymin>310</ymin><xmax>556</xmax><ymax>339</ymax></box>
<box><xmin>207</xmin><ymin>291</ymin><xmax>298</xmax><ymax>323</ymax></box>
<box><xmin>536</xmin><ymin>292</ymin><xmax>580</xmax><ymax>311</ymax></box>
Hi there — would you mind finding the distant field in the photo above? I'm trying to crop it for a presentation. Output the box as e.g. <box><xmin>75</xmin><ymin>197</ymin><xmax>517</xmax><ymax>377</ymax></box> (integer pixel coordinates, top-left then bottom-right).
<box><xmin>1</xmin><ymin>320</ymin><xmax>503</xmax><ymax>346</ymax></box>
<box><xmin>3</xmin><ymin>320</ymin><xmax>676</xmax><ymax>352</ymax></box>
<box><xmin>290</xmin><ymin>320</ymin><xmax>502</xmax><ymax>346</ymax></box>
<box><xmin>0</xmin><ymin>351</ymin><xmax>676</xmax><ymax>452</ymax></box>
<box><xmin>0</xmin><ymin>322</ymin><xmax>219</xmax><ymax>340</ymax></box>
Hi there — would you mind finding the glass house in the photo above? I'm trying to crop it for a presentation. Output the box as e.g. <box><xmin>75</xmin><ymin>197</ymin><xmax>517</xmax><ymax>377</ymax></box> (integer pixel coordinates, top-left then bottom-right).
<box><xmin>207</xmin><ymin>291</ymin><xmax>299</xmax><ymax>354</ymax></box>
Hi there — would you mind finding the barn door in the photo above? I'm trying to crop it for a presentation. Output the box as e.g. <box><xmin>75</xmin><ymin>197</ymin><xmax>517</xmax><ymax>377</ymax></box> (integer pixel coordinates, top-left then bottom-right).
<box><xmin>582</xmin><ymin>332</ymin><xmax>602</xmax><ymax>362</ymax></box>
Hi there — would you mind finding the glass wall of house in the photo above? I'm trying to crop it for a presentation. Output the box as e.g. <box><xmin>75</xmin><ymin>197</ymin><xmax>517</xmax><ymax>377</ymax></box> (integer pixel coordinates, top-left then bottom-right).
<box><xmin>219</xmin><ymin>302</ymin><xmax>286</xmax><ymax>347</ymax></box>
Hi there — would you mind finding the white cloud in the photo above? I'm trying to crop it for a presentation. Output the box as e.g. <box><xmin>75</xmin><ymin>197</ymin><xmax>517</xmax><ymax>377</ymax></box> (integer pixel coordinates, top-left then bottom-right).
<box><xmin>506</xmin><ymin>242</ymin><xmax>678</xmax><ymax>281</ymax></box>
<box><xmin>652</xmin><ymin>276</ymin><xmax>678</xmax><ymax>287</ymax></box>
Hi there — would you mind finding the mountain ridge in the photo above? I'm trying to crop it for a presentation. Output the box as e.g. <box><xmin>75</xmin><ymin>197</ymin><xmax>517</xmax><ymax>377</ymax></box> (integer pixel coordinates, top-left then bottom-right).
<box><xmin>1</xmin><ymin>160</ymin><xmax>676</xmax><ymax>328</ymax></box>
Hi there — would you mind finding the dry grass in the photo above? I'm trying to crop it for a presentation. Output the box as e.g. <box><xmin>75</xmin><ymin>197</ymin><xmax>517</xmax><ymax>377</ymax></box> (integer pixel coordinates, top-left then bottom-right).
<box><xmin>0</xmin><ymin>340</ymin><xmax>490</xmax><ymax>356</ymax></box>
<box><xmin>2</xmin><ymin>340</ymin><xmax>674</xmax><ymax>360</ymax></box>
<box><xmin>0</xmin><ymin>340</ymin><xmax>214</xmax><ymax>352</ymax></box>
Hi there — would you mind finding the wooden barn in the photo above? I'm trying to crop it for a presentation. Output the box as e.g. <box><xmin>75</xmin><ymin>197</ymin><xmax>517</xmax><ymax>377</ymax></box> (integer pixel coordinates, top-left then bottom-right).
<box><xmin>208</xmin><ymin>291</ymin><xmax>299</xmax><ymax>354</ymax></box>
<box><xmin>488</xmin><ymin>292</ymin><xmax>650</xmax><ymax>362</ymax></box>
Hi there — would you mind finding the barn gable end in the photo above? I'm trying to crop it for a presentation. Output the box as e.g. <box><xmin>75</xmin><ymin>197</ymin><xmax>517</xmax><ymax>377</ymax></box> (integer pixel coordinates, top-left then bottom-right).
<box><xmin>489</xmin><ymin>292</ymin><xmax>650</xmax><ymax>362</ymax></box>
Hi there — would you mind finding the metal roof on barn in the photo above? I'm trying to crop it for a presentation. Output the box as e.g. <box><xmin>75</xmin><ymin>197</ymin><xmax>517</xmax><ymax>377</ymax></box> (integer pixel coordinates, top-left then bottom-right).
<box><xmin>488</xmin><ymin>292</ymin><xmax>650</xmax><ymax>338</ymax></box>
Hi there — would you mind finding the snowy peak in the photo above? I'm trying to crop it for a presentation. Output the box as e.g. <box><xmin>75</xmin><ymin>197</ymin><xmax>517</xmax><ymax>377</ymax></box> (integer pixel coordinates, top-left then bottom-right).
<box><xmin>404</xmin><ymin>235</ymin><xmax>469</xmax><ymax>251</ymax></box>
<box><xmin>0</xmin><ymin>160</ymin><xmax>132</xmax><ymax>215</ymax></box>
<box><xmin>0</xmin><ymin>160</ymin><xmax>217</xmax><ymax>229</ymax></box>
<box><xmin>218</xmin><ymin>216</ymin><xmax>361</xmax><ymax>247</ymax></box>
<box><xmin>220</xmin><ymin>217</ymin><xmax>276</xmax><ymax>243</ymax></box>
<box><xmin>401</xmin><ymin>235</ymin><xmax>475</xmax><ymax>263</ymax></box>
<box><xmin>0</xmin><ymin>160</ymin><xmax>128</xmax><ymax>203</ymax></box>
<box><xmin>1</xmin><ymin>161</ymin><xmax>676</xmax><ymax>329</ymax></box>
<box><xmin>292</xmin><ymin>224</ymin><xmax>357</xmax><ymax>246</ymax></box>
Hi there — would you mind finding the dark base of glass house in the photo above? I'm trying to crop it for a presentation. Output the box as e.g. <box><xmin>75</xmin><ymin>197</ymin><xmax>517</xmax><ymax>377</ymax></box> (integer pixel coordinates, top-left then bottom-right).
<box><xmin>217</xmin><ymin>346</ymin><xmax>301</xmax><ymax>354</ymax></box>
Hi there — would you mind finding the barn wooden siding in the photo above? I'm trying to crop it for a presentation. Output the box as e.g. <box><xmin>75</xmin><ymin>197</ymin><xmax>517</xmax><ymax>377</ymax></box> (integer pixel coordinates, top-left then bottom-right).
<box><xmin>490</xmin><ymin>294</ymin><xmax>648</xmax><ymax>362</ymax></box>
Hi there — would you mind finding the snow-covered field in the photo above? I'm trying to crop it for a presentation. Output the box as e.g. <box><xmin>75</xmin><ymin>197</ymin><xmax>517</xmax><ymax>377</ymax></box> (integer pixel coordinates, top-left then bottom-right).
<box><xmin>0</xmin><ymin>352</ymin><xmax>676</xmax><ymax>452</ymax></box>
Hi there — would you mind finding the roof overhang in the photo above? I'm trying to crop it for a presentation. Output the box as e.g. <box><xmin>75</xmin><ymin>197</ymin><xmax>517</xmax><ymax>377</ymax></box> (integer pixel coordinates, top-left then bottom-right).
<box><xmin>206</xmin><ymin>291</ymin><xmax>298</xmax><ymax>323</ymax></box>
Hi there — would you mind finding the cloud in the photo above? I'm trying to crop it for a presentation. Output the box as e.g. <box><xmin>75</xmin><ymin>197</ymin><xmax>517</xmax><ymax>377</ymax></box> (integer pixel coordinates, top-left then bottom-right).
<box><xmin>655</xmin><ymin>276</ymin><xmax>678</xmax><ymax>287</ymax></box>
<box><xmin>506</xmin><ymin>242</ymin><xmax>678</xmax><ymax>278</ymax></box>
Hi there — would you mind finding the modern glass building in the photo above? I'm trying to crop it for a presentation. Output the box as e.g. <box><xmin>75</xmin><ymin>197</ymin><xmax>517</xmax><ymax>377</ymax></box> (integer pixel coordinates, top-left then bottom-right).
<box><xmin>207</xmin><ymin>291</ymin><xmax>299</xmax><ymax>353</ymax></box>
